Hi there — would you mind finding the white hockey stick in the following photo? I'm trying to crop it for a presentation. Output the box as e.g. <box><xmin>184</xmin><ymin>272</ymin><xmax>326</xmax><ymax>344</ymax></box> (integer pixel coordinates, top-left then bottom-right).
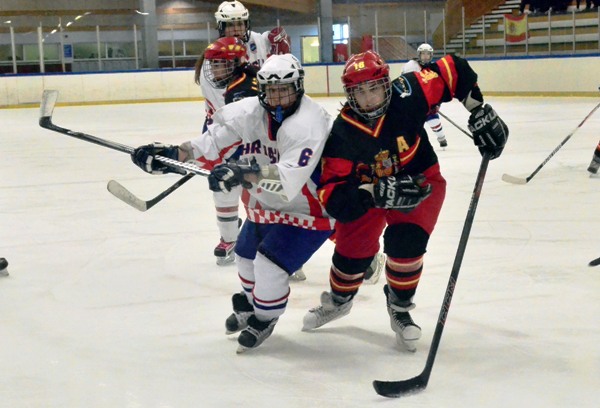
<box><xmin>107</xmin><ymin>173</ymin><xmax>195</xmax><ymax>211</ymax></box>
<box><xmin>502</xmin><ymin>90</ymin><xmax>600</xmax><ymax>185</ymax></box>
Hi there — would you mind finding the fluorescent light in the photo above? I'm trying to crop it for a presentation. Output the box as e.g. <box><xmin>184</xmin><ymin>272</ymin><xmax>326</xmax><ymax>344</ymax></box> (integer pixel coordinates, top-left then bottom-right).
<box><xmin>135</xmin><ymin>10</ymin><xmax>149</xmax><ymax>15</ymax></box>
<box><xmin>4</xmin><ymin>20</ymin><xmax>11</xmax><ymax>24</ymax></box>
<box><xmin>66</xmin><ymin>21</ymin><xmax>73</xmax><ymax>27</ymax></box>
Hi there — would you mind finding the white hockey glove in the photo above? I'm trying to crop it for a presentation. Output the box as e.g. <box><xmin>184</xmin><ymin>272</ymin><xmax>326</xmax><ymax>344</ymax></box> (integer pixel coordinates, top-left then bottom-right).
<box><xmin>373</xmin><ymin>174</ymin><xmax>432</xmax><ymax>212</ymax></box>
<box><xmin>131</xmin><ymin>142</ymin><xmax>181</xmax><ymax>175</ymax></box>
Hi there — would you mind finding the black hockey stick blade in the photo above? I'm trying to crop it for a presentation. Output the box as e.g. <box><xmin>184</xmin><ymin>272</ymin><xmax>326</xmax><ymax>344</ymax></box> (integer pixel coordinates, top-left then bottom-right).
<box><xmin>107</xmin><ymin>173</ymin><xmax>195</xmax><ymax>211</ymax></box>
<box><xmin>373</xmin><ymin>154</ymin><xmax>491</xmax><ymax>398</ymax></box>
<box><xmin>589</xmin><ymin>256</ymin><xmax>600</xmax><ymax>267</ymax></box>
<box><xmin>373</xmin><ymin>375</ymin><xmax>427</xmax><ymax>397</ymax></box>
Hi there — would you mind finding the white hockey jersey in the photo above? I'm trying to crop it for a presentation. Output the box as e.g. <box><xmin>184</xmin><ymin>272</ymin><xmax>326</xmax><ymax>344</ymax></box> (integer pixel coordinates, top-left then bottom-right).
<box><xmin>402</xmin><ymin>59</ymin><xmax>422</xmax><ymax>74</ymax></box>
<box><xmin>188</xmin><ymin>95</ymin><xmax>336</xmax><ymax>231</ymax></box>
<box><xmin>200</xmin><ymin>30</ymin><xmax>272</xmax><ymax>124</ymax></box>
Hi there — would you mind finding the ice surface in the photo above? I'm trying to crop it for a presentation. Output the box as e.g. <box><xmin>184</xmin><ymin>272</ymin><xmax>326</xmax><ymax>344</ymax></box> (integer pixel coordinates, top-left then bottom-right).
<box><xmin>1</xmin><ymin>96</ymin><xmax>599</xmax><ymax>407</ymax></box>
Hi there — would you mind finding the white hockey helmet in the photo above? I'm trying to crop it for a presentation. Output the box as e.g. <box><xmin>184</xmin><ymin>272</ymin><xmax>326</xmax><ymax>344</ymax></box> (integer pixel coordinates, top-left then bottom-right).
<box><xmin>416</xmin><ymin>43</ymin><xmax>434</xmax><ymax>65</ymax></box>
<box><xmin>257</xmin><ymin>54</ymin><xmax>305</xmax><ymax>122</ymax></box>
<box><xmin>215</xmin><ymin>1</ymin><xmax>250</xmax><ymax>42</ymax></box>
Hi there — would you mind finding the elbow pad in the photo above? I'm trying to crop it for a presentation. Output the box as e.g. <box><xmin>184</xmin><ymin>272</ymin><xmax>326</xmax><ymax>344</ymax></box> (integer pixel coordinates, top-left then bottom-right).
<box><xmin>326</xmin><ymin>186</ymin><xmax>374</xmax><ymax>223</ymax></box>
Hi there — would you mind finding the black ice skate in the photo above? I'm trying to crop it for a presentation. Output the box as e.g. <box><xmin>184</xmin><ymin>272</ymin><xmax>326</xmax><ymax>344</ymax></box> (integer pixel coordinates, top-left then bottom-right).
<box><xmin>384</xmin><ymin>285</ymin><xmax>421</xmax><ymax>352</ymax></box>
<box><xmin>225</xmin><ymin>292</ymin><xmax>254</xmax><ymax>335</ymax></box>
<box><xmin>236</xmin><ymin>315</ymin><xmax>278</xmax><ymax>353</ymax></box>
<box><xmin>0</xmin><ymin>257</ymin><xmax>8</xmax><ymax>277</ymax></box>
<box><xmin>588</xmin><ymin>155</ymin><xmax>600</xmax><ymax>175</ymax></box>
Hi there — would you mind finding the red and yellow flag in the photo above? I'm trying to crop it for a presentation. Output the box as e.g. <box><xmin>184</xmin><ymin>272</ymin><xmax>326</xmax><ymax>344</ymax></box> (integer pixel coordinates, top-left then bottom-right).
<box><xmin>505</xmin><ymin>14</ymin><xmax>528</xmax><ymax>43</ymax></box>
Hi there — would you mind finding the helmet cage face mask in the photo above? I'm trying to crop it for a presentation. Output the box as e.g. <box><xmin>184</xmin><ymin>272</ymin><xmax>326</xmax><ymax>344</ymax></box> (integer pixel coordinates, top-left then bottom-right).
<box><xmin>344</xmin><ymin>77</ymin><xmax>392</xmax><ymax>121</ymax></box>
<box><xmin>203</xmin><ymin>58</ymin><xmax>237</xmax><ymax>88</ymax></box>
<box><xmin>215</xmin><ymin>1</ymin><xmax>250</xmax><ymax>42</ymax></box>
<box><xmin>257</xmin><ymin>55</ymin><xmax>305</xmax><ymax>122</ymax></box>
<box><xmin>202</xmin><ymin>37</ymin><xmax>246</xmax><ymax>88</ymax></box>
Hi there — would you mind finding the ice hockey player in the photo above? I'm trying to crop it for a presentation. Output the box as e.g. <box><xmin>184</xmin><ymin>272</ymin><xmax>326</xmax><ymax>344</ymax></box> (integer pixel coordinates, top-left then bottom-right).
<box><xmin>303</xmin><ymin>50</ymin><xmax>508</xmax><ymax>352</ymax></box>
<box><xmin>131</xmin><ymin>54</ymin><xmax>335</xmax><ymax>353</ymax></box>
<box><xmin>402</xmin><ymin>43</ymin><xmax>448</xmax><ymax>149</ymax></box>
<box><xmin>197</xmin><ymin>0</ymin><xmax>292</xmax><ymax>269</ymax></box>
<box><xmin>0</xmin><ymin>257</ymin><xmax>8</xmax><ymax>277</ymax></box>
<box><xmin>587</xmin><ymin>139</ymin><xmax>600</xmax><ymax>174</ymax></box>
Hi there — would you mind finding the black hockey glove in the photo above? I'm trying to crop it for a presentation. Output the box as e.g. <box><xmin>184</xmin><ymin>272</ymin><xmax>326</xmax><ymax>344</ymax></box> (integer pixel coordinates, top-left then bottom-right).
<box><xmin>468</xmin><ymin>104</ymin><xmax>509</xmax><ymax>160</ymax></box>
<box><xmin>208</xmin><ymin>157</ymin><xmax>261</xmax><ymax>192</ymax></box>
<box><xmin>373</xmin><ymin>174</ymin><xmax>432</xmax><ymax>212</ymax></box>
<box><xmin>131</xmin><ymin>142</ymin><xmax>181</xmax><ymax>175</ymax></box>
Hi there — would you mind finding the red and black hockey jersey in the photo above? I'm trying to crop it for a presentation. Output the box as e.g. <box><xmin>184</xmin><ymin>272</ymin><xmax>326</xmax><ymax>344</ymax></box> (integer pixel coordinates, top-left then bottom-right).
<box><xmin>318</xmin><ymin>54</ymin><xmax>480</xmax><ymax>222</ymax></box>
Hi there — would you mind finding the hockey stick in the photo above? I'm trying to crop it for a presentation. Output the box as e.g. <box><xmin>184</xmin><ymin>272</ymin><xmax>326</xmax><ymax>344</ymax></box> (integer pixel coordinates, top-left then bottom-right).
<box><xmin>107</xmin><ymin>173</ymin><xmax>195</xmax><ymax>211</ymax></box>
<box><xmin>589</xmin><ymin>256</ymin><xmax>600</xmax><ymax>267</ymax></box>
<box><xmin>39</xmin><ymin>90</ymin><xmax>288</xmax><ymax>202</ymax></box>
<box><xmin>373</xmin><ymin>153</ymin><xmax>491</xmax><ymax>398</ymax></box>
<box><xmin>502</xmin><ymin>94</ymin><xmax>600</xmax><ymax>185</ymax></box>
<box><xmin>38</xmin><ymin>90</ymin><xmax>212</xmax><ymax>177</ymax></box>
<box><xmin>437</xmin><ymin>110</ymin><xmax>473</xmax><ymax>139</ymax></box>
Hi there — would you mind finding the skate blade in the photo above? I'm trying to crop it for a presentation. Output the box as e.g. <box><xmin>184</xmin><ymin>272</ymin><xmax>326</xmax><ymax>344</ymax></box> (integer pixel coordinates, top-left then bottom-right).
<box><xmin>236</xmin><ymin>344</ymin><xmax>253</xmax><ymax>354</ymax></box>
<box><xmin>216</xmin><ymin>256</ymin><xmax>235</xmax><ymax>266</ymax></box>
<box><xmin>289</xmin><ymin>269</ymin><xmax>306</xmax><ymax>281</ymax></box>
<box><xmin>395</xmin><ymin>333</ymin><xmax>417</xmax><ymax>353</ymax></box>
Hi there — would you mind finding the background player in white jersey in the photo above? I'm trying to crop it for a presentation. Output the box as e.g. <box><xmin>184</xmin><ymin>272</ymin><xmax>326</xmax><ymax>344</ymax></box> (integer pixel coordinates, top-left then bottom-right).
<box><xmin>402</xmin><ymin>43</ymin><xmax>448</xmax><ymax>149</ymax></box>
<box><xmin>131</xmin><ymin>54</ymin><xmax>334</xmax><ymax>353</ymax></box>
<box><xmin>198</xmin><ymin>0</ymin><xmax>292</xmax><ymax>267</ymax></box>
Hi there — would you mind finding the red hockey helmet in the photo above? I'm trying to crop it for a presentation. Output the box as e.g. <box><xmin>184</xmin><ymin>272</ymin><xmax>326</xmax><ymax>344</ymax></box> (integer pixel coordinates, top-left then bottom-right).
<box><xmin>341</xmin><ymin>51</ymin><xmax>391</xmax><ymax>120</ymax></box>
<box><xmin>203</xmin><ymin>37</ymin><xmax>247</xmax><ymax>88</ymax></box>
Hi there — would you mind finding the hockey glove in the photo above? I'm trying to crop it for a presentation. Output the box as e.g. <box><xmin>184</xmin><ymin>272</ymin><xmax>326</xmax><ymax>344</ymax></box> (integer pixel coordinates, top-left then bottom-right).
<box><xmin>468</xmin><ymin>104</ymin><xmax>509</xmax><ymax>160</ymax></box>
<box><xmin>208</xmin><ymin>157</ymin><xmax>261</xmax><ymax>192</ymax></box>
<box><xmin>373</xmin><ymin>174</ymin><xmax>432</xmax><ymax>212</ymax></box>
<box><xmin>131</xmin><ymin>142</ymin><xmax>181</xmax><ymax>175</ymax></box>
<box><xmin>268</xmin><ymin>26</ymin><xmax>291</xmax><ymax>55</ymax></box>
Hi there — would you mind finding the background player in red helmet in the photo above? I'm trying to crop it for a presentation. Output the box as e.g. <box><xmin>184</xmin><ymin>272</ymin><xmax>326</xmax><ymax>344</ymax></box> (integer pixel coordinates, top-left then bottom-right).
<box><xmin>303</xmin><ymin>50</ymin><xmax>508</xmax><ymax>352</ymax></box>
<box><xmin>197</xmin><ymin>1</ymin><xmax>293</xmax><ymax>268</ymax></box>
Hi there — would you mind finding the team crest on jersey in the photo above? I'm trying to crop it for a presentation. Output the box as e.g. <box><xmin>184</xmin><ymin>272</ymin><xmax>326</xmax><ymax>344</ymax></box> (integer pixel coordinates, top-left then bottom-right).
<box><xmin>249</xmin><ymin>42</ymin><xmax>257</xmax><ymax>52</ymax></box>
<box><xmin>373</xmin><ymin>150</ymin><xmax>395</xmax><ymax>178</ymax></box>
<box><xmin>418</xmin><ymin>69</ymin><xmax>438</xmax><ymax>84</ymax></box>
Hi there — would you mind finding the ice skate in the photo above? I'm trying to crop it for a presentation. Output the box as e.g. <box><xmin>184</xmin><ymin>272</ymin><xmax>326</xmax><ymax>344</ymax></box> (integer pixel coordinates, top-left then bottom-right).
<box><xmin>236</xmin><ymin>315</ymin><xmax>278</xmax><ymax>353</ymax></box>
<box><xmin>225</xmin><ymin>292</ymin><xmax>254</xmax><ymax>335</ymax></box>
<box><xmin>364</xmin><ymin>252</ymin><xmax>385</xmax><ymax>284</ymax></box>
<box><xmin>214</xmin><ymin>238</ymin><xmax>236</xmax><ymax>266</ymax></box>
<box><xmin>588</xmin><ymin>156</ymin><xmax>600</xmax><ymax>175</ymax></box>
<box><xmin>289</xmin><ymin>268</ymin><xmax>306</xmax><ymax>282</ymax></box>
<box><xmin>302</xmin><ymin>291</ymin><xmax>353</xmax><ymax>331</ymax></box>
<box><xmin>384</xmin><ymin>285</ymin><xmax>421</xmax><ymax>352</ymax></box>
<box><xmin>438</xmin><ymin>136</ymin><xmax>448</xmax><ymax>148</ymax></box>
<box><xmin>0</xmin><ymin>258</ymin><xmax>8</xmax><ymax>277</ymax></box>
